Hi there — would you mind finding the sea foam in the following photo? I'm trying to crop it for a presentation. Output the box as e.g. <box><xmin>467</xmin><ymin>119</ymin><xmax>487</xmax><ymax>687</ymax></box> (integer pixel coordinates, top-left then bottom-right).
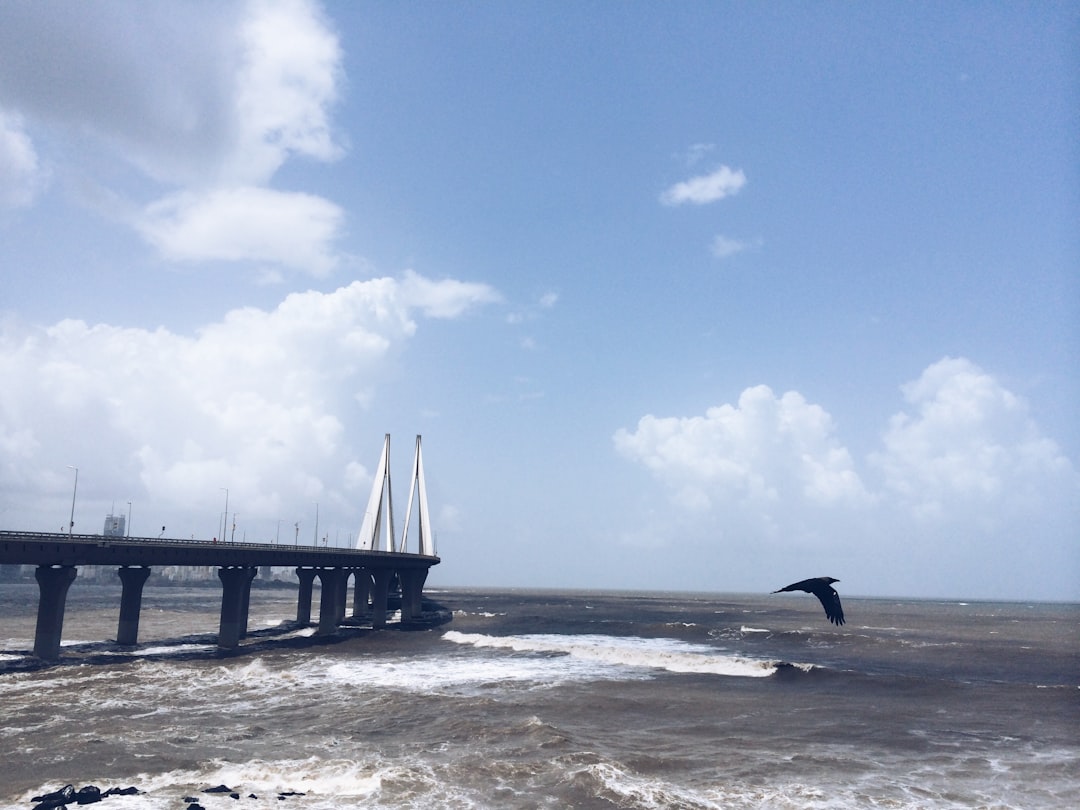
<box><xmin>442</xmin><ymin>631</ymin><xmax>779</xmax><ymax>678</ymax></box>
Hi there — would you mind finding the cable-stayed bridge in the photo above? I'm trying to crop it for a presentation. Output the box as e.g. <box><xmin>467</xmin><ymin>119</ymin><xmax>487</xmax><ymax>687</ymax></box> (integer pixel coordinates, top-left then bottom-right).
<box><xmin>0</xmin><ymin>435</ymin><xmax>441</xmax><ymax>660</ymax></box>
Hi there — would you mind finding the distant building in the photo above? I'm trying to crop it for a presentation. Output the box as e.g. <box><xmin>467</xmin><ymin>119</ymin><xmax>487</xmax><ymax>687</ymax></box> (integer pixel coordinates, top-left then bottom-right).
<box><xmin>103</xmin><ymin>513</ymin><xmax>126</xmax><ymax>537</ymax></box>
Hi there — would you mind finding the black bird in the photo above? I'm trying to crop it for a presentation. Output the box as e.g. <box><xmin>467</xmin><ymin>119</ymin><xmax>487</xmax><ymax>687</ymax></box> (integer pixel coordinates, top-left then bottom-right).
<box><xmin>772</xmin><ymin>577</ymin><xmax>845</xmax><ymax>625</ymax></box>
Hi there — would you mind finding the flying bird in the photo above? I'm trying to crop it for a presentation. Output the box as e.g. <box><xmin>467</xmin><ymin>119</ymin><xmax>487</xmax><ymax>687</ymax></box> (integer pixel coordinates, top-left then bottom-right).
<box><xmin>772</xmin><ymin>577</ymin><xmax>845</xmax><ymax>626</ymax></box>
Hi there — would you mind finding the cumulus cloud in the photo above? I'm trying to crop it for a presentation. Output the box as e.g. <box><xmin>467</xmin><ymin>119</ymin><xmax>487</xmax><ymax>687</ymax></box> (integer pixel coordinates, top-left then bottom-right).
<box><xmin>660</xmin><ymin>165</ymin><xmax>746</xmax><ymax>206</ymax></box>
<box><xmin>0</xmin><ymin>0</ymin><xmax>346</xmax><ymax>273</ymax></box>
<box><xmin>614</xmin><ymin>358</ymin><xmax>1079</xmax><ymax>598</ymax></box>
<box><xmin>138</xmin><ymin>187</ymin><xmax>344</xmax><ymax>275</ymax></box>
<box><xmin>0</xmin><ymin>109</ymin><xmax>46</xmax><ymax>208</ymax></box>
<box><xmin>614</xmin><ymin>385</ymin><xmax>871</xmax><ymax>537</ymax></box>
<box><xmin>870</xmin><ymin>357</ymin><xmax>1077</xmax><ymax>522</ymax></box>
<box><xmin>0</xmin><ymin>273</ymin><xmax>498</xmax><ymax>537</ymax></box>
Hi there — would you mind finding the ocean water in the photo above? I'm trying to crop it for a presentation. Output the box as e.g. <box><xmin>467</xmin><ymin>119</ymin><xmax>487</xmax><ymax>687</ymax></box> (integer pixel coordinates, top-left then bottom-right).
<box><xmin>0</xmin><ymin>582</ymin><xmax>1077</xmax><ymax>809</ymax></box>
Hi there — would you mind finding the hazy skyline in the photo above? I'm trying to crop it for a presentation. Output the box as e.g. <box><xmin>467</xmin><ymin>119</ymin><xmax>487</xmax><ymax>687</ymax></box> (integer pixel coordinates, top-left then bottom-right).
<box><xmin>1</xmin><ymin>2</ymin><xmax>1076</xmax><ymax>600</ymax></box>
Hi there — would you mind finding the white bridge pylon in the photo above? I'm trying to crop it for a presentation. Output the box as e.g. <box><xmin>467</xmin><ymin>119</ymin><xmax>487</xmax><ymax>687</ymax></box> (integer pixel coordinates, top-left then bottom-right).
<box><xmin>355</xmin><ymin>434</ymin><xmax>435</xmax><ymax>556</ymax></box>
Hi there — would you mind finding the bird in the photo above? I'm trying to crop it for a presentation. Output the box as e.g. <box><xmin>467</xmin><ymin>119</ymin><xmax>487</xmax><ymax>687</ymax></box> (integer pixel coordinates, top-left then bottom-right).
<box><xmin>772</xmin><ymin>577</ymin><xmax>845</xmax><ymax>626</ymax></box>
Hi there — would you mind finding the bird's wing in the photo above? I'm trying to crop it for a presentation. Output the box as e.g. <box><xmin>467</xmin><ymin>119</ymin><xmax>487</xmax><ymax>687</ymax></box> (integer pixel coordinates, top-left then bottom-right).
<box><xmin>811</xmin><ymin>584</ymin><xmax>845</xmax><ymax>626</ymax></box>
<box><xmin>775</xmin><ymin>578</ymin><xmax>816</xmax><ymax>593</ymax></box>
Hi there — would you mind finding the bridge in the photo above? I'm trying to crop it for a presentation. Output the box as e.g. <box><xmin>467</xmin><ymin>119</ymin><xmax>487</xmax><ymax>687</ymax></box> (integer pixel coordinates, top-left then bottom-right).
<box><xmin>0</xmin><ymin>435</ymin><xmax>442</xmax><ymax>660</ymax></box>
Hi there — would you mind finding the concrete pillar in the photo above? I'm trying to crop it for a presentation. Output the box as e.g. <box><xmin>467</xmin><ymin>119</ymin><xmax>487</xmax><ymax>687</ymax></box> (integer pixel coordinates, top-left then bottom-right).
<box><xmin>116</xmin><ymin>566</ymin><xmax>152</xmax><ymax>645</ymax></box>
<box><xmin>217</xmin><ymin>566</ymin><xmax>253</xmax><ymax>649</ymax></box>
<box><xmin>295</xmin><ymin>567</ymin><xmax>316</xmax><ymax>625</ymax></box>
<box><xmin>33</xmin><ymin>565</ymin><xmax>78</xmax><ymax>660</ymax></box>
<box><xmin>336</xmin><ymin>571</ymin><xmax>349</xmax><ymax>622</ymax></box>
<box><xmin>316</xmin><ymin>568</ymin><xmax>345</xmax><ymax>636</ymax></box>
<box><xmin>352</xmin><ymin>569</ymin><xmax>372</xmax><ymax>620</ymax></box>
<box><xmin>398</xmin><ymin>568</ymin><xmax>428</xmax><ymax>622</ymax></box>
<box><xmin>370</xmin><ymin>568</ymin><xmax>393</xmax><ymax>629</ymax></box>
<box><xmin>239</xmin><ymin>566</ymin><xmax>258</xmax><ymax>638</ymax></box>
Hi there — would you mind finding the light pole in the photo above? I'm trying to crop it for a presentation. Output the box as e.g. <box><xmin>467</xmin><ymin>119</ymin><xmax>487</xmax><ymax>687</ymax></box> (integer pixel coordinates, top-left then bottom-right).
<box><xmin>66</xmin><ymin>465</ymin><xmax>78</xmax><ymax>535</ymax></box>
<box><xmin>220</xmin><ymin>488</ymin><xmax>229</xmax><ymax>542</ymax></box>
<box><xmin>276</xmin><ymin>519</ymin><xmax>282</xmax><ymax>544</ymax></box>
<box><xmin>126</xmin><ymin>500</ymin><xmax>132</xmax><ymax>537</ymax></box>
<box><xmin>313</xmin><ymin>502</ymin><xmax>319</xmax><ymax>547</ymax></box>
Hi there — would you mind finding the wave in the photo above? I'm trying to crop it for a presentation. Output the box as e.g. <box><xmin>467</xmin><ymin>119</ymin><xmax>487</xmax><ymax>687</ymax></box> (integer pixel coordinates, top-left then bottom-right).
<box><xmin>442</xmin><ymin>631</ymin><xmax>786</xmax><ymax>678</ymax></box>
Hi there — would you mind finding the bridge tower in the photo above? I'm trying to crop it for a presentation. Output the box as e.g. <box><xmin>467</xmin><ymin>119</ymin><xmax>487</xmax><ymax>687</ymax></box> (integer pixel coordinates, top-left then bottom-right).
<box><xmin>356</xmin><ymin>434</ymin><xmax>435</xmax><ymax>555</ymax></box>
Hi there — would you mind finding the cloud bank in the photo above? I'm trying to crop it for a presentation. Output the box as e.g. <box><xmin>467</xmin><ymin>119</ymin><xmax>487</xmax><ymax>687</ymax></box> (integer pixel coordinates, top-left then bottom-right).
<box><xmin>0</xmin><ymin>273</ymin><xmax>499</xmax><ymax>537</ymax></box>
<box><xmin>0</xmin><ymin>0</ymin><xmax>345</xmax><ymax>274</ymax></box>
<box><xmin>615</xmin><ymin>358</ymin><xmax>1079</xmax><ymax>599</ymax></box>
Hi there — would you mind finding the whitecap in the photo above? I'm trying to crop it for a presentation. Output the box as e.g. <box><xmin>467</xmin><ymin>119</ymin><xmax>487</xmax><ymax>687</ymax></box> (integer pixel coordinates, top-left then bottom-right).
<box><xmin>442</xmin><ymin>631</ymin><xmax>779</xmax><ymax>678</ymax></box>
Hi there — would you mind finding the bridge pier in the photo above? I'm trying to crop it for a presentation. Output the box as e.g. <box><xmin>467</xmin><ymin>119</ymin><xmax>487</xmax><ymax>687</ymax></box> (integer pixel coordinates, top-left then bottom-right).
<box><xmin>370</xmin><ymin>569</ymin><xmax>393</xmax><ymax>629</ymax></box>
<box><xmin>295</xmin><ymin>567</ymin><xmax>316</xmax><ymax>625</ymax></box>
<box><xmin>316</xmin><ymin>568</ymin><xmax>346</xmax><ymax>635</ymax></box>
<box><xmin>399</xmin><ymin>569</ymin><xmax>428</xmax><ymax>622</ymax></box>
<box><xmin>352</xmin><ymin>569</ymin><xmax>372</xmax><ymax>620</ymax></box>
<box><xmin>217</xmin><ymin>566</ymin><xmax>257</xmax><ymax>649</ymax></box>
<box><xmin>33</xmin><ymin>565</ymin><xmax>78</xmax><ymax>660</ymax></box>
<box><xmin>116</xmin><ymin>566</ymin><xmax>152</xmax><ymax>645</ymax></box>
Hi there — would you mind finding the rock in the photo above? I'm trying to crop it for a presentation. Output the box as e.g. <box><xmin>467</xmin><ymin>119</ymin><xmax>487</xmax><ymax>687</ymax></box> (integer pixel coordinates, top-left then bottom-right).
<box><xmin>203</xmin><ymin>786</ymin><xmax>234</xmax><ymax>794</ymax></box>
<box><xmin>186</xmin><ymin>804</ymin><xmax>205</xmax><ymax>810</ymax></box>
<box><xmin>31</xmin><ymin>785</ymin><xmax>75</xmax><ymax>809</ymax></box>
<box><xmin>103</xmin><ymin>787</ymin><xmax>140</xmax><ymax>797</ymax></box>
<box><xmin>74</xmin><ymin>786</ymin><xmax>102</xmax><ymax>805</ymax></box>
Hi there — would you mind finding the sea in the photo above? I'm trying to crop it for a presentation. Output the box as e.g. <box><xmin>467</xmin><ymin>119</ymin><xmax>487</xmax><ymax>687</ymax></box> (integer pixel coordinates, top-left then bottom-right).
<box><xmin>0</xmin><ymin>581</ymin><xmax>1077</xmax><ymax>809</ymax></box>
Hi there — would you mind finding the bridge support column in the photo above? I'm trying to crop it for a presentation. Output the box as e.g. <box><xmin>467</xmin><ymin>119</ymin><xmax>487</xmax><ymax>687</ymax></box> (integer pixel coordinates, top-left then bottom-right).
<box><xmin>398</xmin><ymin>569</ymin><xmax>428</xmax><ymax>622</ymax></box>
<box><xmin>240</xmin><ymin>566</ymin><xmax>258</xmax><ymax>638</ymax></box>
<box><xmin>336</xmin><ymin>571</ymin><xmax>349</xmax><ymax>622</ymax></box>
<box><xmin>295</xmin><ymin>567</ymin><xmax>316</xmax><ymax>625</ymax></box>
<box><xmin>352</xmin><ymin>569</ymin><xmax>372</xmax><ymax>621</ymax></box>
<box><xmin>33</xmin><ymin>565</ymin><xmax>78</xmax><ymax>660</ymax></box>
<box><xmin>116</xmin><ymin>566</ymin><xmax>152</xmax><ymax>645</ymax></box>
<box><xmin>316</xmin><ymin>568</ymin><xmax>345</xmax><ymax>636</ymax></box>
<box><xmin>217</xmin><ymin>566</ymin><xmax>256</xmax><ymax>649</ymax></box>
<box><xmin>370</xmin><ymin>569</ymin><xmax>393</xmax><ymax>629</ymax></box>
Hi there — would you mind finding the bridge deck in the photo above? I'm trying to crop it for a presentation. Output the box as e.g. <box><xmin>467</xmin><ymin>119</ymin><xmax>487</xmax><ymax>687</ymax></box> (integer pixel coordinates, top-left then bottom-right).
<box><xmin>0</xmin><ymin>531</ymin><xmax>439</xmax><ymax>569</ymax></box>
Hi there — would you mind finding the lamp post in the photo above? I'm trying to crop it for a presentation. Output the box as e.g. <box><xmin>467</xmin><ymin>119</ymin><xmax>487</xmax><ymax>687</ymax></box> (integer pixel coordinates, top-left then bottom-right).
<box><xmin>66</xmin><ymin>465</ymin><xmax>78</xmax><ymax>535</ymax></box>
<box><xmin>126</xmin><ymin>500</ymin><xmax>132</xmax><ymax>537</ymax></box>
<box><xmin>313</xmin><ymin>502</ymin><xmax>319</xmax><ymax>547</ymax></box>
<box><xmin>220</xmin><ymin>488</ymin><xmax>229</xmax><ymax>542</ymax></box>
<box><xmin>276</xmin><ymin>519</ymin><xmax>282</xmax><ymax>544</ymax></box>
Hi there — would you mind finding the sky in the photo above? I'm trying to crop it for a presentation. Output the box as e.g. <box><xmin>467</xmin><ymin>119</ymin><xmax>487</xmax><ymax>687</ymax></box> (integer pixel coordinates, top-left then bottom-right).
<box><xmin>0</xmin><ymin>1</ymin><xmax>1077</xmax><ymax>602</ymax></box>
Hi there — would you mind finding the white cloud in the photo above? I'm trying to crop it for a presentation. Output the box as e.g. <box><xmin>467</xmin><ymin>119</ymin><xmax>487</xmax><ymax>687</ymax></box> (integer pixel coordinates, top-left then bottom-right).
<box><xmin>230</xmin><ymin>0</ymin><xmax>344</xmax><ymax>185</ymax></box>
<box><xmin>660</xmin><ymin>165</ymin><xmax>746</xmax><ymax>206</ymax></box>
<box><xmin>0</xmin><ymin>273</ymin><xmax>498</xmax><ymax>536</ymax></box>
<box><xmin>399</xmin><ymin>270</ymin><xmax>503</xmax><ymax>318</ymax></box>
<box><xmin>138</xmin><ymin>186</ymin><xmax>344</xmax><ymax>275</ymax></box>
<box><xmin>539</xmin><ymin>291</ymin><xmax>559</xmax><ymax>308</ymax></box>
<box><xmin>614</xmin><ymin>385</ymin><xmax>871</xmax><ymax>528</ymax></box>
<box><xmin>614</xmin><ymin>358</ymin><xmax>1079</xmax><ymax>599</ymax></box>
<box><xmin>0</xmin><ymin>109</ymin><xmax>46</xmax><ymax>208</ymax></box>
<box><xmin>870</xmin><ymin>357</ymin><xmax>1077</xmax><ymax>522</ymax></box>
<box><xmin>710</xmin><ymin>234</ymin><xmax>757</xmax><ymax>260</ymax></box>
<box><xmin>0</xmin><ymin>0</ymin><xmax>346</xmax><ymax>273</ymax></box>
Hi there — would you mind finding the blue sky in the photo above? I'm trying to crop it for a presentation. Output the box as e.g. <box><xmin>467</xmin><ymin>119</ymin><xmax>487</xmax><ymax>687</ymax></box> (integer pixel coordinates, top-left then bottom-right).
<box><xmin>1</xmin><ymin>1</ymin><xmax>1076</xmax><ymax>600</ymax></box>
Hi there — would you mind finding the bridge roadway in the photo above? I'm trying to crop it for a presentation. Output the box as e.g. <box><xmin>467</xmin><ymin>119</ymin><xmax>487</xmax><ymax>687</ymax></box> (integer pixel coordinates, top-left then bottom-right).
<box><xmin>0</xmin><ymin>530</ymin><xmax>441</xmax><ymax>660</ymax></box>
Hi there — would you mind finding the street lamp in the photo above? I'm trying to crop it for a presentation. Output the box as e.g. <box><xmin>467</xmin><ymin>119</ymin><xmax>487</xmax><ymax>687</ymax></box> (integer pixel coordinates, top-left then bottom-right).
<box><xmin>66</xmin><ymin>465</ymin><xmax>78</xmax><ymax>535</ymax></box>
<box><xmin>313</xmin><ymin>502</ymin><xmax>319</xmax><ymax>547</ymax></box>
<box><xmin>220</xmin><ymin>487</ymin><xmax>229</xmax><ymax>542</ymax></box>
<box><xmin>126</xmin><ymin>500</ymin><xmax>132</xmax><ymax>538</ymax></box>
